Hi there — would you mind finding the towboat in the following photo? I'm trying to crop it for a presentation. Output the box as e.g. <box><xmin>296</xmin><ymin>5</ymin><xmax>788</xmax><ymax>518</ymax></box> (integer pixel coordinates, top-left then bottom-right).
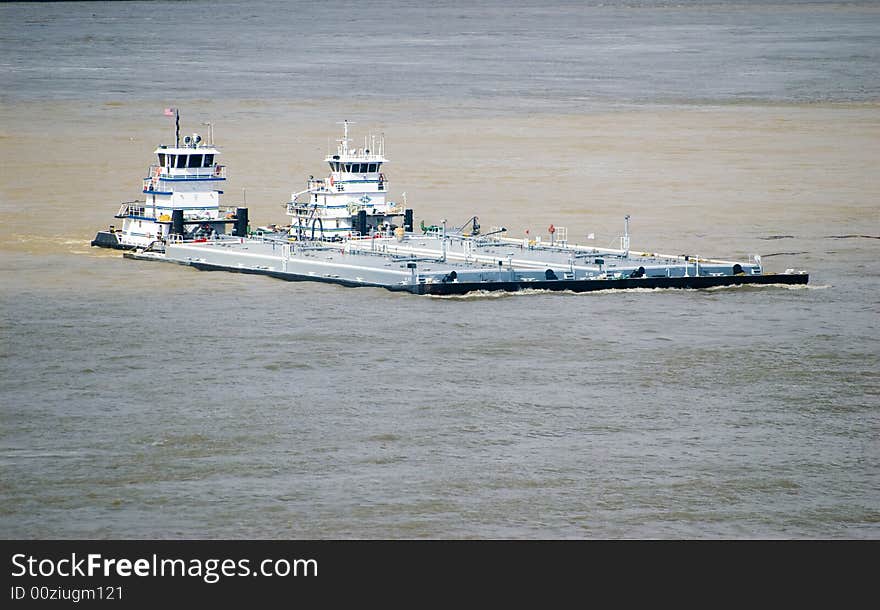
<box><xmin>91</xmin><ymin>109</ymin><xmax>247</xmax><ymax>251</ymax></box>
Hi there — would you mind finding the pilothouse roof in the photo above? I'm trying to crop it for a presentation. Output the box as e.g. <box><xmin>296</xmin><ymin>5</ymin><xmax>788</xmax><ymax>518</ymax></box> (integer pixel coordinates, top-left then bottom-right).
<box><xmin>155</xmin><ymin>144</ymin><xmax>220</xmax><ymax>155</ymax></box>
<box><xmin>155</xmin><ymin>130</ymin><xmax>218</xmax><ymax>155</ymax></box>
<box><xmin>325</xmin><ymin>120</ymin><xmax>386</xmax><ymax>163</ymax></box>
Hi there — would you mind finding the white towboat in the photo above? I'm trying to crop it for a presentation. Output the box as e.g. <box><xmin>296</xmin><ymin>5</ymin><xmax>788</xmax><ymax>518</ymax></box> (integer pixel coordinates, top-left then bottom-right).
<box><xmin>286</xmin><ymin>121</ymin><xmax>411</xmax><ymax>241</ymax></box>
<box><xmin>91</xmin><ymin>109</ymin><xmax>247</xmax><ymax>251</ymax></box>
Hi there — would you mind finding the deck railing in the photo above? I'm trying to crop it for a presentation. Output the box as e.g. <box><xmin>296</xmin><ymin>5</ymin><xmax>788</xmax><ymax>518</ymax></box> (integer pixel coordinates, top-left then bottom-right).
<box><xmin>147</xmin><ymin>164</ymin><xmax>227</xmax><ymax>180</ymax></box>
<box><xmin>116</xmin><ymin>201</ymin><xmax>146</xmax><ymax>218</ymax></box>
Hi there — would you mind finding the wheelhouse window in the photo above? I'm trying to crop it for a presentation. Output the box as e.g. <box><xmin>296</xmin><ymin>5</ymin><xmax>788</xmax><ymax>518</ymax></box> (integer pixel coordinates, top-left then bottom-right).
<box><xmin>344</xmin><ymin>163</ymin><xmax>352</xmax><ymax>172</ymax></box>
<box><xmin>167</xmin><ymin>155</ymin><xmax>176</xmax><ymax>167</ymax></box>
<box><xmin>188</xmin><ymin>154</ymin><xmax>203</xmax><ymax>168</ymax></box>
<box><xmin>158</xmin><ymin>153</ymin><xmax>166</xmax><ymax>166</ymax></box>
<box><xmin>176</xmin><ymin>155</ymin><xmax>187</xmax><ymax>168</ymax></box>
<box><xmin>368</xmin><ymin>163</ymin><xmax>377</xmax><ymax>172</ymax></box>
<box><xmin>203</xmin><ymin>154</ymin><xmax>214</xmax><ymax>166</ymax></box>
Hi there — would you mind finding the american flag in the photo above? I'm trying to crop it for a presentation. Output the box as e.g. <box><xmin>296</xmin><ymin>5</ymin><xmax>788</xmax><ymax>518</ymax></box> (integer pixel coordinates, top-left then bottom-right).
<box><xmin>163</xmin><ymin>108</ymin><xmax>175</xmax><ymax>117</ymax></box>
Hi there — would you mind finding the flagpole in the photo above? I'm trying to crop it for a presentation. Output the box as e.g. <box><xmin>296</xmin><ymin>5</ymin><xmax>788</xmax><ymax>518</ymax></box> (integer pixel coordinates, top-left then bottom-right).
<box><xmin>175</xmin><ymin>109</ymin><xmax>180</xmax><ymax>147</ymax></box>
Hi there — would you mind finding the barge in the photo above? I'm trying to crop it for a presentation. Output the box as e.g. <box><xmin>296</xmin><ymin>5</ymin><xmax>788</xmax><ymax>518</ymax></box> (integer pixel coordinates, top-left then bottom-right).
<box><xmin>97</xmin><ymin>115</ymin><xmax>809</xmax><ymax>295</ymax></box>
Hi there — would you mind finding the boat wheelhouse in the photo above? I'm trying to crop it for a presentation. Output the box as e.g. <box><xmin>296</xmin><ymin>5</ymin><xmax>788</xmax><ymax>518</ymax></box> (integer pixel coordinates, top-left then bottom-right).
<box><xmin>286</xmin><ymin>121</ymin><xmax>412</xmax><ymax>241</ymax></box>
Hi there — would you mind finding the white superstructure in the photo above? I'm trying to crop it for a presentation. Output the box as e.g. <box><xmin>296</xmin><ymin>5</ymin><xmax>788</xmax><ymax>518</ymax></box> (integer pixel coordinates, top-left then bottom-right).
<box><xmin>286</xmin><ymin>121</ymin><xmax>409</xmax><ymax>240</ymax></box>
<box><xmin>93</xmin><ymin>112</ymin><xmax>241</xmax><ymax>251</ymax></box>
<box><xmin>115</xmin><ymin>134</ymin><xmax>227</xmax><ymax>248</ymax></box>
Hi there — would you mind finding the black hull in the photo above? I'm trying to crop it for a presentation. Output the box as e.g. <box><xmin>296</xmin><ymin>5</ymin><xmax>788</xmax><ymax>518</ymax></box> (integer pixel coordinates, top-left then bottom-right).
<box><xmin>177</xmin><ymin>259</ymin><xmax>809</xmax><ymax>295</ymax></box>
<box><xmin>91</xmin><ymin>231</ymin><xmax>135</xmax><ymax>250</ymax></box>
<box><xmin>416</xmin><ymin>272</ymin><xmax>809</xmax><ymax>295</ymax></box>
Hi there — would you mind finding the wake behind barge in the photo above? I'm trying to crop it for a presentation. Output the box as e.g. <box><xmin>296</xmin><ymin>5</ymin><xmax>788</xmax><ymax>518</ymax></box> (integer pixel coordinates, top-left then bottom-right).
<box><xmin>98</xmin><ymin>115</ymin><xmax>809</xmax><ymax>295</ymax></box>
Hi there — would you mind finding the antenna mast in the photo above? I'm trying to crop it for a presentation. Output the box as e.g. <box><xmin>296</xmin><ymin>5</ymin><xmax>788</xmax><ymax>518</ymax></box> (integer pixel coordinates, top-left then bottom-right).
<box><xmin>337</xmin><ymin>120</ymin><xmax>354</xmax><ymax>155</ymax></box>
<box><xmin>201</xmin><ymin>121</ymin><xmax>214</xmax><ymax>145</ymax></box>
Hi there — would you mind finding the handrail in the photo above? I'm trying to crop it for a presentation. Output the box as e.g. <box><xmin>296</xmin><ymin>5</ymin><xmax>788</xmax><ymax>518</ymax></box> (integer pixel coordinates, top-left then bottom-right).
<box><xmin>147</xmin><ymin>164</ymin><xmax>227</xmax><ymax>179</ymax></box>
<box><xmin>116</xmin><ymin>202</ymin><xmax>147</xmax><ymax>217</ymax></box>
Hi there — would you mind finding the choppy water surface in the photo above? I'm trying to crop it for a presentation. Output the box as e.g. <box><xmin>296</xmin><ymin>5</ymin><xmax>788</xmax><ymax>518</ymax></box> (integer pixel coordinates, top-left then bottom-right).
<box><xmin>1</xmin><ymin>1</ymin><xmax>878</xmax><ymax>538</ymax></box>
<box><xmin>2</xmin><ymin>0</ymin><xmax>879</xmax><ymax>108</ymax></box>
